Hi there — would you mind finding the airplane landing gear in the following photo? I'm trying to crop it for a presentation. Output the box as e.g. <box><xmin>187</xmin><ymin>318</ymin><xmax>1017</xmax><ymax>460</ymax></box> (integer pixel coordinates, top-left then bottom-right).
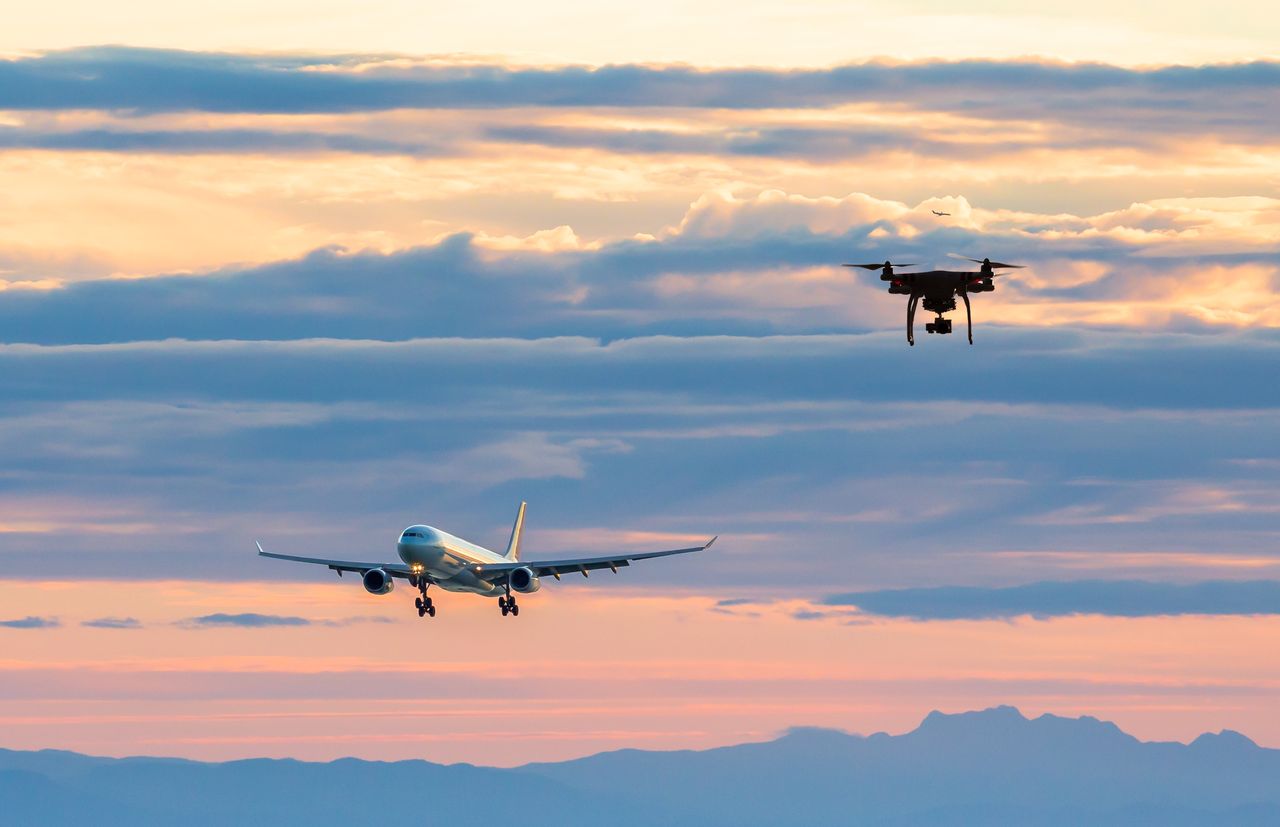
<box><xmin>499</xmin><ymin>577</ymin><xmax>522</xmax><ymax>617</ymax></box>
<box><xmin>414</xmin><ymin>577</ymin><xmax>435</xmax><ymax>618</ymax></box>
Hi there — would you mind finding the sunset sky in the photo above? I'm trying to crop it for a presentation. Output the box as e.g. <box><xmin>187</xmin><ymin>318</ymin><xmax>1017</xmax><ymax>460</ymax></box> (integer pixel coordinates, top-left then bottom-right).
<box><xmin>1</xmin><ymin>1</ymin><xmax>1279</xmax><ymax>767</ymax></box>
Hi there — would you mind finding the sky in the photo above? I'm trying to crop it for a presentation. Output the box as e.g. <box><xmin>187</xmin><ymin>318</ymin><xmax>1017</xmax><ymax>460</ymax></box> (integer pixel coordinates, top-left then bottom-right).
<box><xmin>1</xmin><ymin>1</ymin><xmax>1279</xmax><ymax>767</ymax></box>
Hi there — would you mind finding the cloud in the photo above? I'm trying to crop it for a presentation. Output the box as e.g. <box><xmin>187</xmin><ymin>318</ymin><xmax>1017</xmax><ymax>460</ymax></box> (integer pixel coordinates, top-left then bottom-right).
<box><xmin>0</xmin><ymin>127</ymin><xmax>447</xmax><ymax>156</ymax></box>
<box><xmin>0</xmin><ymin>616</ymin><xmax>60</xmax><ymax>629</ymax></box>
<box><xmin>2</xmin><ymin>49</ymin><xmax>1277</xmax><ymax>134</ymax></box>
<box><xmin>0</xmin><ymin>327</ymin><xmax>1278</xmax><ymax>585</ymax></box>
<box><xmin>824</xmin><ymin>580</ymin><xmax>1280</xmax><ymax>620</ymax></box>
<box><xmin>80</xmin><ymin>617</ymin><xmax>143</xmax><ymax>629</ymax></box>
<box><xmin>0</xmin><ymin>121</ymin><xmax>1044</xmax><ymax>163</ymax></box>
<box><xmin>177</xmin><ymin>613</ymin><xmax>394</xmax><ymax>628</ymax></box>
<box><xmin>0</xmin><ymin>190</ymin><xmax>1276</xmax><ymax>348</ymax></box>
<box><xmin>330</xmin><ymin>616</ymin><xmax>397</xmax><ymax>626</ymax></box>
<box><xmin>429</xmin><ymin>432</ymin><xmax>632</xmax><ymax>486</ymax></box>
<box><xmin>1022</xmin><ymin>480</ymin><xmax>1280</xmax><ymax>526</ymax></box>
<box><xmin>179</xmin><ymin>612</ymin><xmax>312</xmax><ymax>628</ymax></box>
<box><xmin>482</xmin><ymin>124</ymin><xmax>1049</xmax><ymax>162</ymax></box>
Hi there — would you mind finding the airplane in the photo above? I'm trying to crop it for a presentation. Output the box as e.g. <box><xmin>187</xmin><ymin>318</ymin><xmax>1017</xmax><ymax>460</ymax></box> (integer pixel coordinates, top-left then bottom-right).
<box><xmin>843</xmin><ymin>255</ymin><xmax>1025</xmax><ymax>346</ymax></box>
<box><xmin>256</xmin><ymin>502</ymin><xmax>716</xmax><ymax>618</ymax></box>
<box><xmin>931</xmin><ymin>210</ymin><xmax>951</xmax><ymax>216</ymax></box>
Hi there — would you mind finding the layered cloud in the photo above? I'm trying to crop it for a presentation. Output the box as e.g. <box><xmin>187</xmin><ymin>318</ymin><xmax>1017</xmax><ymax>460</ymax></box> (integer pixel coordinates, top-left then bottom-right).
<box><xmin>0</xmin><ymin>125</ymin><xmax>444</xmax><ymax>155</ymax></box>
<box><xmin>0</xmin><ymin>50</ymin><xmax>1275</xmax><ymax>187</ymax></box>
<box><xmin>1</xmin><ymin>329</ymin><xmax>1278</xmax><ymax>587</ymax></box>
<box><xmin>1</xmin><ymin>190</ymin><xmax>1277</xmax><ymax>343</ymax></box>
<box><xmin>1</xmin><ymin>50</ymin><xmax>1276</xmax><ymax>281</ymax></box>
<box><xmin>2</xmin><ymin>49</ymin><xmax>1276</xmax><ymax>125</ymax></box>
<box><xmin>826</xmin><ymin>580</ymin><xmax>1280</xmax><ymax>620</ymax></box>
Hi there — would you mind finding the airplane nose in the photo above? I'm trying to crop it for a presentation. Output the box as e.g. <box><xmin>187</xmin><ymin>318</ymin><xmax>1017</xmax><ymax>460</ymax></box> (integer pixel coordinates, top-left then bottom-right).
<box><xmin>399</xmin><ymin>538</ymin><xmax>445</xmax><ymax>565</ymax></box>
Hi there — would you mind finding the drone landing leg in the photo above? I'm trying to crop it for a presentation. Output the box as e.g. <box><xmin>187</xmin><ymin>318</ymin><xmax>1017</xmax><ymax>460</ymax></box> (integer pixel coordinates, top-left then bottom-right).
<box><xmin>906</xmin><ymin>293</ymin><xmax>919</xmax><ymax>346</ymax></box>
<box><xmin>961</xmin><ymin>289</ymin><xmax>973</xmax><ymax>345</ymax></box>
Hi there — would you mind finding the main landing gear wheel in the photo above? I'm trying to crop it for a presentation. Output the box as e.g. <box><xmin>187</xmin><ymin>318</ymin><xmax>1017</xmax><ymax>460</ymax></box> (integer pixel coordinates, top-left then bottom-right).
<box><xmin>498</xmin><ymin>595</ymin><xmax>520</xmax><ymax>617</ymax></box>
<box><xmin>413</xmin><ymin>576</ymin><xmax>436</xmax><ymax>618</ymax></box>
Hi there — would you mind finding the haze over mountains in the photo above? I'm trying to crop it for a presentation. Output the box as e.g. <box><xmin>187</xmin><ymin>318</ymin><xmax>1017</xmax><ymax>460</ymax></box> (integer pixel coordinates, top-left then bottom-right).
<box><xmin>2</xmin><ymin>706</ymin><xmax>1276</xmax><ymax>826</ymax></box>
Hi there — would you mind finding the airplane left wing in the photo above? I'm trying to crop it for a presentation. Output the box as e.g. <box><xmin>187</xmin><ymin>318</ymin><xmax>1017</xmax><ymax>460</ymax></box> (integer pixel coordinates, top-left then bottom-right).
<box><xmin>256</xmin><ymin>542</ymin><xmax>414</xmax><ymax>578</ymax></box>
<box><xmin>467</xmin><ymin>536</ymin><xmax>716</xmax><ymax>581</ymax></box>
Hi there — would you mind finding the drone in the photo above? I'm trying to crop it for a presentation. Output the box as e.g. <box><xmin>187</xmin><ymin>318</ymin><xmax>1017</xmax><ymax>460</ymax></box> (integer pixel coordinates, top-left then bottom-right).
<box><xmin>843</xmin><ymin>256</ymin><xmax>1025</xmax><ymax>345</ymax></box>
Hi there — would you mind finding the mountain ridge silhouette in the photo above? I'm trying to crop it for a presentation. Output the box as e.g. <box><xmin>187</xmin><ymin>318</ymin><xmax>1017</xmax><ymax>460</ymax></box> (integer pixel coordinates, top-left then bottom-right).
<box><xmin>2</xmin><ymin>706</ymin><xmax>1277</xmax><ymax>826</ymax></box>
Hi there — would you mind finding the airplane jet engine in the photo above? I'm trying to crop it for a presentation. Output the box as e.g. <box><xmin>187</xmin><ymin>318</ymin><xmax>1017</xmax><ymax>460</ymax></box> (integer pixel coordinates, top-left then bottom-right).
<box><xmin>362</xmin><ymin>568</ymin><xmax>394</xmax><ymax>595</ymax></box>
<box><xmin>509</xmin><ymin>567</ymin><xmax>541</xmax><ymax>593</ymax></box>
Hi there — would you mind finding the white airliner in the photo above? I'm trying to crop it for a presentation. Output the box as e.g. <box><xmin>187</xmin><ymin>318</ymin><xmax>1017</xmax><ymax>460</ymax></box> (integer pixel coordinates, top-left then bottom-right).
<box><xmin>257</xmin><ymin>502</ymin><xmax>715</xmax><ymax>618</ymax></box>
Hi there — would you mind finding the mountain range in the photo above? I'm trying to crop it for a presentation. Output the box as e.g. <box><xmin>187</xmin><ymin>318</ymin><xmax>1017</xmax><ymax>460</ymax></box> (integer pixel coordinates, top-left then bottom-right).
<box><xmin>2</xmin><ymin>706</ymin><xmax>1277</xmax><ymax>826</ymax></box>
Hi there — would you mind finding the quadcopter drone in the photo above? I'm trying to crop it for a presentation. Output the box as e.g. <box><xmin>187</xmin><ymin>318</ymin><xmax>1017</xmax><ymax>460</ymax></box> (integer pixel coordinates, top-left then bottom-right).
<box><xmin>843</xmin><ymin>256</ymin><xmax>1024</xmax><ymax>345</ymax></box>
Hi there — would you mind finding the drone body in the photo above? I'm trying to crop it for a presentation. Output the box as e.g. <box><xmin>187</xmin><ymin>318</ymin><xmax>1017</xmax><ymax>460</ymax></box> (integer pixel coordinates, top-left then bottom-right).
<box><xmin>843</xmin><ymin>257</ymin><xmax>1023</xmax><ymax>345</ymax></box>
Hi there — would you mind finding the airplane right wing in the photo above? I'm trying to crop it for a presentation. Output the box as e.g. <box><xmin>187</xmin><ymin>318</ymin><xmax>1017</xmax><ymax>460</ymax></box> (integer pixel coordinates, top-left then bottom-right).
<box><xmin>466</xmin><ymin>536</ymin><xmax>716</xmax><ymax>582</ymax></box>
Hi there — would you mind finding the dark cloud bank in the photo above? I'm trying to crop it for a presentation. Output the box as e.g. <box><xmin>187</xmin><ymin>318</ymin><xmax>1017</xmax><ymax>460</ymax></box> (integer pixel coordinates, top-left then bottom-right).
<box><xmin>2</xmin><ymin>47</ymin><xmax>1276</xmax><ymax>123</ymax></box>
<box><xmin>827</xmin><ymin>580</ymin><xmax>1280</xmax><ymax>620</ymax></box>
<box><xmin>0</xmin><ymin>227</ymin><xmax>1274</xmax><ymax>347</ymax></box>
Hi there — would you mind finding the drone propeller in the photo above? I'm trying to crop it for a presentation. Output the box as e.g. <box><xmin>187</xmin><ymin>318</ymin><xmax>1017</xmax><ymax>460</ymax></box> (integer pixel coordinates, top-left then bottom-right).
<box><xmin>842</xmin><ymin>261</ymin><xmax>917</xmax><ymax>270</ymax></box>
<box><xmin>947</xmin><ymin>253</ymin><xmax>1025</xmax><ymax>269</ymax></box>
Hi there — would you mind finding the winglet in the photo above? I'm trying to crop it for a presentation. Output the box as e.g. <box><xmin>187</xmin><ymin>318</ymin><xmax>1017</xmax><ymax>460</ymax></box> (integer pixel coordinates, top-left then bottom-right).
<box><xmin>255</xmin><ymin>540</ymin><xmax>266</xmax><ymax>555</ymax></box>
<box><xmin>704</xmin><ymin>535</ymin><xmax>718</xmax><ymax>549</ymax></box>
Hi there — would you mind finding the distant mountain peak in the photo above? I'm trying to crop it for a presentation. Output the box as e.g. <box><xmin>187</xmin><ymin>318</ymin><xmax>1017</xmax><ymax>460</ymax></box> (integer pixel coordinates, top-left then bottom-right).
<box><xmin>773</xmin><ymin>726</ymin><xmax>858</xmax><ymax>748</ymax></box>
<box><xmin>1191</xmin><ymin>729</ymin><xmax>1260</xmax><ymax>751</ymax></box>
<box><xmin>917</xmin><ymin>704</ymin><xmax>1028</xmax><ymax>730</ymax></box>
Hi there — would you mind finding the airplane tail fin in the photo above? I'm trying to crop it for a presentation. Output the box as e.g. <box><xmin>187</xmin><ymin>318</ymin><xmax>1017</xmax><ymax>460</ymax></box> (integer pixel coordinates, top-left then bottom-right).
<box><xmin>504</xmin><ymin>501</ymin><xmax>527</xmax><ymax>560</ymax></box>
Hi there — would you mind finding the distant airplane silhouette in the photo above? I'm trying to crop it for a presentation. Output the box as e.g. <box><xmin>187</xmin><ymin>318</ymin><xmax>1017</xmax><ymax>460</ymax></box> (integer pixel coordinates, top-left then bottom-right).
<box><xmin>931</xmin><ymin>210</ymin><xmax>951</xmax><ymax>216</ymax></box>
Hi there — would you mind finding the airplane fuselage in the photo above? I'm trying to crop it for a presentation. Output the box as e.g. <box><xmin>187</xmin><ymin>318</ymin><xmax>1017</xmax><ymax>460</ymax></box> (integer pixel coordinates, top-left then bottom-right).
<box><xmin>396</xmin><ymin>525</ymin><xmax>508</xmax><ymax>595</ymax></box>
